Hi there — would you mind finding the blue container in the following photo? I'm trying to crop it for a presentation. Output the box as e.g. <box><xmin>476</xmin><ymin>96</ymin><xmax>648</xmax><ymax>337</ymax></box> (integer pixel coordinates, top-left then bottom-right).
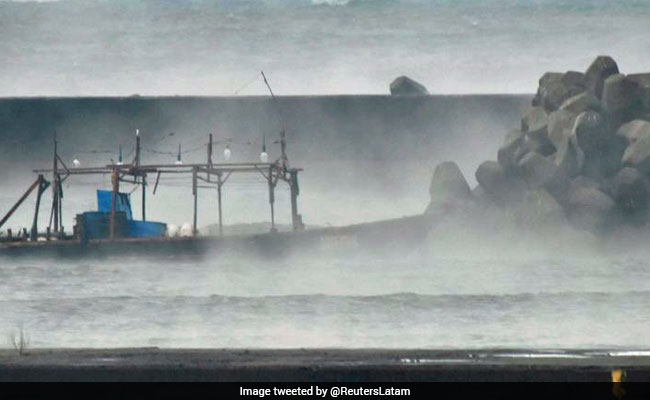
<box><xmin>127</xmin><ymin>220</ymin><xmax>167</xmax><ymax>238</ymax></box>
<box><xmin>78</xmin><ymin>211</ymin><xmax>127</xmax><ymax>239</ymax></box>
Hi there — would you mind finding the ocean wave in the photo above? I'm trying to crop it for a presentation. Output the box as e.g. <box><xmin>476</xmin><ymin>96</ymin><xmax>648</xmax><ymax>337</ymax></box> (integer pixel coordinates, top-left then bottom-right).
<box><xmin>312</xmin><ymin>0</ymin><xmax>350</xmax><ymax>5</ymax></box>
<box><xmin>1</xmin><ymin>0</ymin><xmax>644</xmax><ymax>7</ymax></box>
<box><xmin>4</xmin><ymin>289</ymin><xmax>650</xmax><ymax>348</ymax></box>
<box><xmin>311</xmin><ymin>0</ymin><xmax>398</xmax><ymax>6</ymax></box>
<box><xmin>4</xmin><ymin>290</ymin><xmax>650</xmax><ymax>305</ymax></box>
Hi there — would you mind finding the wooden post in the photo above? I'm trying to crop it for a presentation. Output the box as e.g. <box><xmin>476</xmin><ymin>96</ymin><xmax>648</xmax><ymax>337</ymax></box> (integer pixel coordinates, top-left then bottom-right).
<box><xmin>208</xmin><ymin>134</ymin><xmax>213</xmax><ymax>168</ymax></box>
<box><xmin>268</xmin><ymin>166</ymin><xmax>275</xmax><ymax>232</ymax></box>
<box><xmin>52</xmin><ymin>131</ymin><xmax>59</xmax><ymax>234</ymax></box>
<box><xmin>280</xmin><ymin>129</ymin><xmax>287</xmax><ymax>170</ymax></box>
<box><xmin>110</xmin><ymin>168</ymin><xmax>118</xmax><ymax>240</ymax></box>
<box><xmin>153</xmin><ymin>171</ymin><xmax>161</xmax><ymax>195</ymax></box>
<box><xmin>30</xmin><ymin>175</ymin><xmax>45</xmax><ymax>241</ymax></box>
<box><xmin>0</xmin><ymin>177</ymin><xmax>40</xmax><ymax>230</ymax></box>
<box><xmin>289</xmin><ymin>169</ymin><xmax>301</xmax><ymax>231</ymax></box>
<box><xmin>192</xmin><ymin>166</ymin><xmax>198</xmax><ymax>236</ymax></box>
<box><xmin>141</xmin><ymin>175</ymin><xmax>146</xmax><ymax>221</ymax></box>
<box><xmin>217</xmin><ymin>172</ymin><xmax>223</xmax><ymax>236</ymax></box>
<box><xmin>135</xmin><ymin>129</ymin><xmax>140</xmax><ymax>167</ymax></box>
<box><xmin>57</xmin><ymin>175</ymin><xmax>63</xmax><ymax>235</ymax></box>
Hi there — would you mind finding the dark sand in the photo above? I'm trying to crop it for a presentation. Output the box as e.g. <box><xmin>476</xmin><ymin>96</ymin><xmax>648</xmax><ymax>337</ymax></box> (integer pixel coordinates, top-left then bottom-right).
<box><xmin>1</xmin><ymin>348</ymin><xmax>649</xmax><ymax>381</ymax></box>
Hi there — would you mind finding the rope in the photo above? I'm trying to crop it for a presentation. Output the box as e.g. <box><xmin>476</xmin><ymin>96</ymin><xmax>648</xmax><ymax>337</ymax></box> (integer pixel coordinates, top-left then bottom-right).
<box><xmin>233</xmin><ymin>74</ymin><xmax>261</xmax><ymax>95</ymax></box>
<box><xmin>70</xmin><ymin>149</ymin><xmax>114</xmax><ymax>154</ymax></box>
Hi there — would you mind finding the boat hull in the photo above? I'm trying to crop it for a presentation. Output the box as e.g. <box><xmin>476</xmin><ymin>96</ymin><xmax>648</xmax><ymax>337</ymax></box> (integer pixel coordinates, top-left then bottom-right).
<box><xmin>0</xmin><ymin>214</ymin><xmax>437</xmax><ymax>259</ymax></box>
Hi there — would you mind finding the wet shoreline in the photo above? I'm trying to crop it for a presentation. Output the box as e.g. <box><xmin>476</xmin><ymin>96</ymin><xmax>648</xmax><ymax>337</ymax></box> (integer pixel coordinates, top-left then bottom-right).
<box><xmin>2</xmin><ymin>348</ymin><xmax>649</xmax><ymax>381</ymax></box>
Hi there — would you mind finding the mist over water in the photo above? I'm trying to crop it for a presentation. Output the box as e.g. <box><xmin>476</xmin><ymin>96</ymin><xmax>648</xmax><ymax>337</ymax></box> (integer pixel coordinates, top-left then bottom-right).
<box><xmin>2</xmin><ymin>99</ymin><xmax>650</xmax><ymax>350</ymax></box>
<box><xmin>2</xmin><ymin>1</ymin><xmax>650</xmax><ymax>350</ymax></box>
<box><xmin>3</xmin><ymin>236</ymin><xmax>650</xmax><ymax>349</ymax></box>
<box><xmin>1</xmin><ymin>0</ymin><xmax>649</xmax><ymax>96</ymax></box>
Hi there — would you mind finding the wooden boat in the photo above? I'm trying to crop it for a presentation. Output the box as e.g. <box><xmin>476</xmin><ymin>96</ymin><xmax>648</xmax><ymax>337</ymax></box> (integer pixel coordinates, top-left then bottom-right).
<box><xmin>0</xmin><ymin>131</ymin><xmax>435</xmax><ymax>258</ymax></box>
<box><xmin>0</xmin><ymin>213</ymin><xmax>436</xmax><ymax>259</ymax></box>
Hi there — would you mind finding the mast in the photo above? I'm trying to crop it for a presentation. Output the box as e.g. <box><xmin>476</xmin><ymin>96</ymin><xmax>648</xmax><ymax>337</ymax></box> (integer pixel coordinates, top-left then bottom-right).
<box><xmin>141</xmin><ymin>175</ymin><xmax>146</xmax><ymax>221</ymax></box>
<box><xmin>110</xmin><ymin>167</ymin><xmax>119</xmax><ymax>240</ymax></box>
<box><xmin>135</xmin><ymin>129</ymin><xmax>146</xmax><ymax>221</ymax></box>
<box><xmin>52</xmin><ymin>130</ymin><xmax>59</xmax><ymax>234</ymax></box>
<box><xmin>261</xmin><ymin>70</ymin><xmax>301</xmax><ymax>230</ymax></box>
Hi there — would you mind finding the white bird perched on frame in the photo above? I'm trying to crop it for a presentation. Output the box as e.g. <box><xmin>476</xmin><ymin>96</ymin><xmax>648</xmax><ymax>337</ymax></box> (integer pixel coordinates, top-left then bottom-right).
<box><xmin>224</xmin><ymin>145</ymin><xmax>231</xmax><ymax>161</ymax></box>
<box><xmin>72</xmin><ymin>159</ymin><xmax>81</xmax><ymax>168</ymax></box>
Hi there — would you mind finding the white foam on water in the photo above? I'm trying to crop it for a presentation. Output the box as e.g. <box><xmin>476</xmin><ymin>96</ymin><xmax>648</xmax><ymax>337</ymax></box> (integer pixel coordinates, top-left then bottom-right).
<box><xmin>491</xmin><ymin>353</ymin><xmax>590</xmax><ymax>359</ymax></box>
<box><xmin>607</xmin><ymin>351</ymin><xmax>650</xmax><ymax>357</ymax></box>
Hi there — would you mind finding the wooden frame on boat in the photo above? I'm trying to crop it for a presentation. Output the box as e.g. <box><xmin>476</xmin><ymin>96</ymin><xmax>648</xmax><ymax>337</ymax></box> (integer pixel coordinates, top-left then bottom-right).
<box><xmin>0</xmin><ymin>130</ymin><xmax>304</xmax><ymax>244</ymax></box>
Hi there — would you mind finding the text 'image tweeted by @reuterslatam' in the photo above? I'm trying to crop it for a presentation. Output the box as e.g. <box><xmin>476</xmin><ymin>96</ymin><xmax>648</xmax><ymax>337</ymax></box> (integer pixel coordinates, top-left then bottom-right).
<box><xmin>1</xmin><ymin>0</ymin><xmax>650</xmax><ymax>396</ymax></box>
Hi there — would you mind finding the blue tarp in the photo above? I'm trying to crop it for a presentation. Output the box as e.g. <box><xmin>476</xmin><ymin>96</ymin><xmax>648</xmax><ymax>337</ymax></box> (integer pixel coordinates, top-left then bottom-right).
<box><xmin>92</xmin><ymin>190</ymin><xmax>166</xmax><ymax>238</ymax></box>
<box><xmin>79</xmin><ymin>212</ymin><xmax>166</xmax><ymax>240</ymax></box>
<box><xmin>97</xmin><ymin>190</ymin><xmax>133</xmax><ymax>220</ymax></box>
<box><xmin>127</xmin><ymin>220</ymin><xmax>167</xmax><ymax>238</ymax></box>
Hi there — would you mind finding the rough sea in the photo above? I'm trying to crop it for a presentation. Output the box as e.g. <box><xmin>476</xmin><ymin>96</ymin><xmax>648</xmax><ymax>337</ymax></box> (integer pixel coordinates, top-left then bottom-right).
<box><xmin>1</xmin><ymin>0</ymin><xmax>650</xmax><ymax>350</ymax></box>
<box><xmin>3</xmin><ymin>245</ymin><xmax>650</xmax><ymax>349</ymax></box>
<box><xmin>0</xmin><ymin>0</ymin><xmax>649</xmax><ymax>96</ymax></box>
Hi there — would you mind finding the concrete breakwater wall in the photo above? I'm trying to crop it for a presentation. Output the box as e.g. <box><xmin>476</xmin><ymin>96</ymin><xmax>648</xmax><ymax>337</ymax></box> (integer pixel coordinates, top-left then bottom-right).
<box><xmin>0</xmin><ymin>95</ymin><xmax>531</xmax><ymax>227</ymax></box>
<box><xmin>0</xmin><ymin>95</ymin><xmax>531</xmax><ymax>167</ymax></box>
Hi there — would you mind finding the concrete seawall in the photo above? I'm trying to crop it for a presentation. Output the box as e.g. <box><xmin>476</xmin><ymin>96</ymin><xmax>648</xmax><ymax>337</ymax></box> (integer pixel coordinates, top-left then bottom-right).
<box><xmin>0</xmin><ymin>95</ymin><xmax>531</xmax><ymax>165</ymax></box>
<box><xmin>0</xmin><ymin>95</ymin><xmax>532</xmax><ymax>227</ymax></box>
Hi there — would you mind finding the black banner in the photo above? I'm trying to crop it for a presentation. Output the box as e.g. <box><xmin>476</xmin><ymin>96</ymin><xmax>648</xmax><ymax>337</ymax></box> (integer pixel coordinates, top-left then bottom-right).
<box><xmin>1</xmin><ymin>382</ymin><xmax>650</xmax><ymax>400</ymax></box>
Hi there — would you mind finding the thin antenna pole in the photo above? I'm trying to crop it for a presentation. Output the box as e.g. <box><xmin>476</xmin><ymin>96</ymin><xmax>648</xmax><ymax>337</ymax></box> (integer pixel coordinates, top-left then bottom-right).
<box><xmin>261</xmin><ymin>71</ymin><xmax>289</xmax><ymax>169</ymax></box>
<box><xmin>261</xmin><ymin>71</ymin><xmax>275</xmax><ymax>98</ymax></box>
<box><xmin>261</xmin><ymin>70</ymin><xmax>284</xmax><ymax>129</ymax></box>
